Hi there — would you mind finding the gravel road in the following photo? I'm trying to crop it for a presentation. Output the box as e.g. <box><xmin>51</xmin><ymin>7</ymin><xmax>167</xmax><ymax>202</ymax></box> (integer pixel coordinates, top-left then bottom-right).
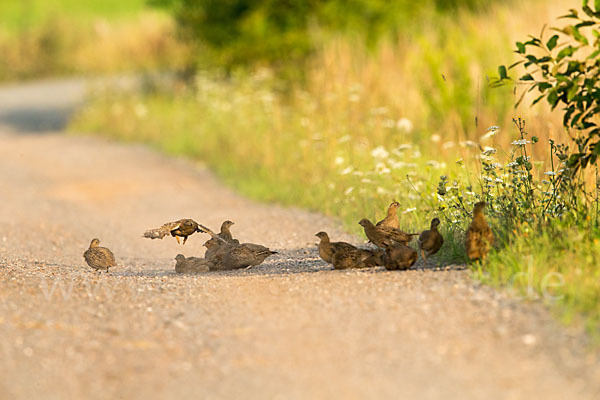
<box><xmin>0</xmin><ymin>79</ymin><xmax>599</xmax><ymax>399</ymax></box>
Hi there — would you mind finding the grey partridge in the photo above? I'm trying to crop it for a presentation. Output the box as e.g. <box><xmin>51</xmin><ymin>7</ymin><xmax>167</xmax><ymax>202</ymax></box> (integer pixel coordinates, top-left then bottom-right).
<box><xmin>83</xmin><ymin>238</ymin><xmax>117</xmax><ymax>272</ymax></box>
<box><xmin>203</xmin><ymin>220</ymin><xmax>240</xmax><ymax>254</ymax></box>
<box><xmin>466</xmin><ymin>202</ymin><xmax>495</xmax><ymax>261</ymax></box>
<box><xmin>143</xmin><ymin>218</ymin><xmax>205</xmax><ymax>244</ymax></box>
<box><xmin>315</xmin><ymin>231</ymin><xmax>356</xmax><ymax>263</ymax></box>
<box><xmin>208</xmin><ymin>242</ymin><xmax>277</xmax><ymax>271</ymax></box>
<box><xmin>174</xmin><ymin>254</ymin><xmax>212</xmax><ymax>273</ymax></box>
<box><xmin>418</xmin><ymin>217</ymin><xmax>444</xmax><ymax>262</ymax></box>
<box><xmin>376</xmin><ymin>201</ymin><xmax>400</xmax><ymax>229</ymax></box>
<box><xmin>359</xmin><ymin>218</ymin><xmax>417</xmax><ymax>248</ymax></box>
<box><xmin>383</xmin><ymin>243</ymin><xmax>418</xmax><ymax>271</ymax></box>
<box><xmin>331</xmin><ymin>246</ymin><xmax>384</xmax><ymax>270</ymax></box>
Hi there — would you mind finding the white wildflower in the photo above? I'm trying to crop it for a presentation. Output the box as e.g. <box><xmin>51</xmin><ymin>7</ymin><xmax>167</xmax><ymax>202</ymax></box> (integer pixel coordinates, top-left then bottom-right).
<box><xmin>506</xmin><ymin>161</ymin><xmax>519</xmax><ymax>168</ymax></box>
<box><xmin>300</xmin><ymin>117</ymin><xmax>310</xmax><ymax>127</ymax></box>
<box><xmin>352</xmin><ymin>171</ymin><xmax>364</xmax><ymax>177</ymax></box>
<box><xmin>511</xmin><ymin>139</ymin><xmax>531</xmax><ymax>146</ymax></box>
<box><xmin>338</xmin><ymin>135</ymin><xmax>351</xmax><ymax>143</ymax></box>
<box><xmin>544</xmin><ymin>171</ymin><xmax>556</xmax><ymax>176</ymax></box>
<box><xmin>376</xmin><ymin>187</ymin><xmax>388</xmax><ymax>195</ymax></box>
<box><xmin>344</xmin><ymin>187</ymin><xmax>354</xmax><ymax>195</ymax></box>
<box><xmin>361</xmin><ymin>178</ymin><xmax>373</xmax><ymax>184</ymax></box>
<box><xmin>482</xmin><ymin>147</ymin><xmax>497</xmax><ymax>156</ymax></box>
<box><xmin>371</xmin><ymin>146</ymin><xmax>390</xmax><ymax>159</ymax></box>
<box><xmin>431</xmin><ymin>134</ymin><xmax>441</xmax><ymax>143</ymax></box>
<box><xmin>481</xmin><ymin>126</ymin><xmax>500</xmax><ymax>140</ymax></box>
<box><xmin>442</xmin><ymin>141</ymin><xmax>455</xmax><ymax>150</ymax></box>
<box><xmin>402</xmin><ymin>207</ymin><xmax>417</xmax><ymax>214</ymax></box>
<box><xmin>334</xmin><ymin>156</ymin><xmax>345</xmax><ymax>166</ymax></box>
<box><xmin>396</xmin><ymin>118</ymin><xmax>413</xmax><ymax>133</ymax></box>
<box><xmin>340</xmin><ymin>166</ymin><xmax>353</xmax><ymax>175</ymax></box>
<box><xmin>375</xmin><ymin>162</ymin><xmax>391</xmax><ymax>174</ymax></box>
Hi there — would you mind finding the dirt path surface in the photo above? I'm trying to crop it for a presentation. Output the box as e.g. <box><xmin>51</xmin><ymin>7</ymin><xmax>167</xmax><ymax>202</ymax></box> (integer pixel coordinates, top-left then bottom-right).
<box><xmin>0</xmin><ymin>80</ymin><xmax>599</xmax><ymax>400</ymax></box>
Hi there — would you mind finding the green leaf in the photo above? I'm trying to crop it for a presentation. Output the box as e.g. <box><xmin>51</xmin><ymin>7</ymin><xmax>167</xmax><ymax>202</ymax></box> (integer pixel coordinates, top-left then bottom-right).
<box><xmin>572</xmin><ymin>26</ymin><xmax>589</xmax><ymax>44</ymax></box>
<box><xmin>558</xmin><ymin>9</ymin><xmax>578</xmax><ymax>19</ymax></box>
<box><xmin>548</xmin><ymin>89</ymin><xmax>560</xmax><ymax>108</ymax></box>
<box><xmin>587</xmin><ymin>49</ymin><xmax>600</xmax><ymax>59</ymax></box>
<box><xmin>557</xmin><ymin>46</ymin><xmax>576</xmax><ymax>61</ymax></box>
<box><xmin>516</xmin><ymin>41</ymin><xmax>526</xmax><ymax>53</ymax></box>
<box><xmin>532</xmin><ymin>94</ymin><xmax>546</xmax><ymax>106</ymax></box>
<box><xmin>508</xmin><ymin>60</ymin><xmax>524</xmax><ymax>69</ymax></box>
<box><xmin>596</xmin><ymin>0</ymin><xmax>600</xmax><ymax>13</ymax></box>
<box><xmin>498</xmin><ymin>65</ymin><xmax>508</xmax><ymax>80</ymax></box>
<box><xmin>567</xmin><ymin>83</ymin><xmax>579</xmax><ymax>101</ymax></box>
<box><xmin>546</xmin><ymin>34</ymin><xmax>559</xmax><ymax>50</ymax></box>
<box><xmin>537</xmin><ymin>82</ymin><xmax>553</xmax><ymax>91</ymax></box>
<box><xmin>520</xmin><ymin>74</ymin><xmax>534</xmax><ymax>81</ymax></box>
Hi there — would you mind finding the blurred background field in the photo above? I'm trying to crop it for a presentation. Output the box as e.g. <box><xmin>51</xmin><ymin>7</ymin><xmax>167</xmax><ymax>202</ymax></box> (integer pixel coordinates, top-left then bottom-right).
<box><xmin>2</xmin><ymin>0</ymin><xmax>598</xmax><ymax>334</ymax></box>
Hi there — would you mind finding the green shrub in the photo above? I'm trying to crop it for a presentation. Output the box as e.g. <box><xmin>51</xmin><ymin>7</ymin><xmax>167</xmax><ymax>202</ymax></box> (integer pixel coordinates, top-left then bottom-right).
<box><xmin>495</xmin><ymin>0</ymin><xmax>600</xmax><ymax>173</ymax></box>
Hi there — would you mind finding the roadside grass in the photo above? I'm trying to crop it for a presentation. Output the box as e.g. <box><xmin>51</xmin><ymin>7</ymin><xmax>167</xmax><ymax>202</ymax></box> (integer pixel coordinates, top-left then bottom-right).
<box><xmin>0</xmin><ymin>1</ymin><xmax>186</xmax><ymax>81</ymax></box>
<box><xmin>475</xmin><ymin>225</ymin><xmax>600</xmax><ymax>338</ymax></box>
<box><xmin>69</xmin><ymin>0</ymin><xmax>599</xmax><ymax>337</ymax></box>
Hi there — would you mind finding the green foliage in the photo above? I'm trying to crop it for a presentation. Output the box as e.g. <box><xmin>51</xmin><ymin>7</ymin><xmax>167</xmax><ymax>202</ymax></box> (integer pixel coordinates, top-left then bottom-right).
<box><xmin>494</xmin><ymin>1</ymin><xmax>600</xmax><ymax>173</ymax></box>
<box><xmin>153</xmin><ymin>0</ymin><xmax>504</xmax><ymax>71</ymax></box>
<box><xmin>0</xmin><ymin>0</ymin><xmax>149</xmax><ymax>34</ymax></box>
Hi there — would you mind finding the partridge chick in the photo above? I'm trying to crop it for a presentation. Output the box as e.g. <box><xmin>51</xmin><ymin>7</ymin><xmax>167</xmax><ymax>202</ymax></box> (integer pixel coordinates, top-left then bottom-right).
<box><xmin>376</xmin><ymin>201</ymin><xmax>400</xmax><ymax>229</ymax></box>
<box><xmin>359</xmin><ymin>218</ymin><xmax>417</xmax><ymax>249</ymax></box>
<box><xmin>418</xmin><ymin>218</ymin><xmax>444</xmax><ymax>262</ymax></box>
<box><xmin>174</xmin><ymin>254</ymin><xmax>212</xmax><ymax>273</ymax></box>
<box><xmin>383</xmin><ymin>243</ymin><xmax>418</xmax><ymax>271</ymax></box>
<box><xmin>143</xmin><ymin>218</ymin><xmax>205</xmax><ymax>244</ymax></box>
<box><xmin>466</xmin><ymin>202</ymin><xmax>495</xmax><ymax>261</ymax></box>
<box><xmin>83</xmin><ymin>238</ymin><xmax>116</xmax><ymax>272</ymax></box>
<box><xmin>315</xmin><ymin>231</ymin><xmax>356</xmax><ymax>263</ymax></box>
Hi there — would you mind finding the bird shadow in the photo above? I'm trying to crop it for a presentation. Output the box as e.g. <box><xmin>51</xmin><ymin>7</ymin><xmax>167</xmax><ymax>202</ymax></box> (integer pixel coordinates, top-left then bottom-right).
<box><xmin>112</xmin><ymin>248</ymin><xmax>466</xmax><ymax>278</ymax></box>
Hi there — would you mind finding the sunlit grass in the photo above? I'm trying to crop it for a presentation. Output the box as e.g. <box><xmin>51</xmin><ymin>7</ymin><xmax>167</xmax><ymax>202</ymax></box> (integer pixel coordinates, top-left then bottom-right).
<box><xmin>0</xmin><ymin>1</ymin><xmax>186</xmax><ymax>81</ymax></box>
<box><xmin>0</xmin><ymin>0</ymin><xmax>148</xmax><ymax>34</ymax></box>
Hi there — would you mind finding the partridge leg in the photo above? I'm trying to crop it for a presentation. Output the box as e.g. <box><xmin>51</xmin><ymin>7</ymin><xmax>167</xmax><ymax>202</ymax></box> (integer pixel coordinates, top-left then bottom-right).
<box><xmin>183</xmin><ymin>236</ymin><xmax>188</xmax><ymax>245</ymax></box>
<box><xmin>175</xmin><ymin>236</ymin><xmax>181</xmax><ymax>245</ymax></box>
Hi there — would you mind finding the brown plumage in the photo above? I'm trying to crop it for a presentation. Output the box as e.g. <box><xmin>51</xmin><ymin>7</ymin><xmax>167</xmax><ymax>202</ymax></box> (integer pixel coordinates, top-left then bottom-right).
<box><xmin>203</xmin><ymin>220</ymin><xmax>240</xmax><ymax>254</ymax></box>
<box><xmin>207</xmin><ymin>242</ymin><xmax>277</xmax><ymax>271</ymax></box>
<box><xmin>383</xmin><ymin>243</ymin><xmax>418</xmax><ymax>271</ymax></box>
<box><xmin>331</xmin><ymin>246</ymin><xmax>384</xmax><ymax>270</ymax></box>
<box><xmin>376</xmin><ymin>201</ymin><xmax>400</xmax><ymax>229</ymax></box>
<box><xmin>83</xmin><ymin>238</ymin><xmax>116</xmax><ymax>272</ymax></box>
<box><xmin>418</xmin><ymin>218</ymin><xmax>444</xmax><ymax>262</ymax></box>
<box><xmin>174</xmin><ymin>254</ymin><xmax>212</xmax><ymax>274</ymax></box>
<box><xmin>315</xmin><ymin>231</ymin><xmax>356</xmax><ymax>264</ymax></box>
<box><xmin>359</xmin><ymin>218</ymin><xmax>418</xmax><ymax>249</ymax></box>
<box><xmin>466</xmin><ymin>202</ymin><xmax>495</xmax><ymax>261</ymax></box>
<box><xmin>143</xmin><ymin>218</ymin><xmax>205</xmax><ymax>244</ymax></box>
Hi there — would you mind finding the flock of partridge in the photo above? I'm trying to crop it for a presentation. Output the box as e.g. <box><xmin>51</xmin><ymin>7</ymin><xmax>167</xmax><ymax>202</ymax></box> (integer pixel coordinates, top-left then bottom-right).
<box><xmin>316</xmin><ymin>201</ymin><xmax>494</xmax><ymax>271</ymax></box>
<box><xmin>82</xmin><ymin>201</ymin><xmax>494</xmax><ymax>273</ymax></box>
